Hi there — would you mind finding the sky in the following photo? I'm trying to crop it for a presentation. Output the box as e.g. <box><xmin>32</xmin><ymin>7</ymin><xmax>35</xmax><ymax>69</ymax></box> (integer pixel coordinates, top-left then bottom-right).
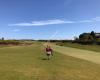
<box><xmin>0</xmin><ymin>0</ymin><xmax>100</xmax><ymax>40</ymax></box>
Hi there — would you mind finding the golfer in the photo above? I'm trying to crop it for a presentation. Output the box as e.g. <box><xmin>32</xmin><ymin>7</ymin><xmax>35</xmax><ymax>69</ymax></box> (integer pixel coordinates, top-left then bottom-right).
<box><xmin>45</xmin><ymin>45</ymin><xmax>53</xmax><ymax>60</ymax></box>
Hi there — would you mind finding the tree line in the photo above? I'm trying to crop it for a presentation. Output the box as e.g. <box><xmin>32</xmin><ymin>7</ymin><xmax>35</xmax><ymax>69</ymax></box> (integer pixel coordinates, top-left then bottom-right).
<box><xmin>74</xmin><ymin>31</ymin><xmax>100</xmax><ymax>45</ymax></box>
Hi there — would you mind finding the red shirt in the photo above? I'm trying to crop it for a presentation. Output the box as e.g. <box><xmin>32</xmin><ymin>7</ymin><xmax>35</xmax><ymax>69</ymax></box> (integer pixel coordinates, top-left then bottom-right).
<box><xmin>46</xmin><ymin>48</ymin><xmax>52</xmax><ymax>52</ymax></box>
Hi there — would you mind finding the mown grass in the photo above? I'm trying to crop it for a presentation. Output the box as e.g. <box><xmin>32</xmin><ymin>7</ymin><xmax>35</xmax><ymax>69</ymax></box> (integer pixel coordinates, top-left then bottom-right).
<box><xmin>56</xmin><ymin>42</ymin><xmax>100</xmax><ymax>52</ymax></box>
<box><xmin>0</xmin><ymin>42</ymin><xmax>100</xmax><ymax>80</ymax></box>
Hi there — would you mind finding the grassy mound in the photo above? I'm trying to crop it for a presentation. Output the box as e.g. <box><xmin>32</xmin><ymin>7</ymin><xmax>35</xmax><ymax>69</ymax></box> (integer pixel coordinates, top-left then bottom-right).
<box><xmin>0</xmin><ymin>40</ymin><xmax>21</xmax><ymax>45</ymax></box>
<box><xmin>56</xmin><ymin>42</ymin><xmax>100</xmax><ymax>52</ymax></box>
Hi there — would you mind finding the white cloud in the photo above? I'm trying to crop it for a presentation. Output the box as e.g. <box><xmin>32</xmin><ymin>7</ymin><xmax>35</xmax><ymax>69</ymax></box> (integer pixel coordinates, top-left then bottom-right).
<box><xmin>32</xmin><ymin>19</ymin><xmax>74</xmax><ymax>25</ymax></box>
<box><xmin>8</xmin><ymin>17</ymin><xmax>100</xmax><ymax>27</ymax></box>
<box><xmin>80</xmin><ymin>17</ymin><xmax>100</xmax><ymax>23</ymax></box>
<box><xmin>78</xmin><ymin>20</ymin><xmax>93</xmax><ymax>23</ymax></box>
<box><xmin>9</xmin><ymin>23</ymin><xmax>33</xmax><ymax>26</ymax></box>
<box><xmin>92</xmin><ymin>17</ymin><xmax>100</xmax><ymax>21</ymax></box>
<box><xmin>9</xmin><ymin>19</ymin><xmax>75</xmax><ymax>26</ymax></box>
<box><xmin>77</xmin><ymin>16</ymin><xmax>100</xmax><ymax>23</ymax></box>
<box><xmin>13</xmin><ymin>29</ymin><xmax>20</xmax><ymax>32</ymax></box>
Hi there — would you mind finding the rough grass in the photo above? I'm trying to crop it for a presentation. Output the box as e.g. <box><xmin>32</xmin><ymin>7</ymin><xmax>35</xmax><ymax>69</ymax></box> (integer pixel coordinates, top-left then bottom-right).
<box><xmin>56</xmin><ymin>42</ymin><xmax>100</xmax><ymax>52</ymax></box>
<box><xmin>0</xmin><ymin>43</ymin><xmax>100</xmax><ymax>80</ymax></box>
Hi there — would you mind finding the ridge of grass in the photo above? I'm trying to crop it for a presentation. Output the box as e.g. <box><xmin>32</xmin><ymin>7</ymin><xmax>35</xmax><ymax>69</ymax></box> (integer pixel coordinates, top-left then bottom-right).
<box><xmin>56</xmin><ymin>42</ymin><xmax>100</xmax><ymax>52</ymax></box>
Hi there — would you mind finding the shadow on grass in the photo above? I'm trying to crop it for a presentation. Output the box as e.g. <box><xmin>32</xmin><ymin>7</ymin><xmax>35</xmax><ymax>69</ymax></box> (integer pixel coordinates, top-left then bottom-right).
<box><xmin>38</xmin><ymin>57</ymin><xmax>51</xmax><ymax>60</ymax></box>
<box><xmin>42</xmin><ymin>58</ymin><xmax>48</xmax><ymax>60</ymax></box>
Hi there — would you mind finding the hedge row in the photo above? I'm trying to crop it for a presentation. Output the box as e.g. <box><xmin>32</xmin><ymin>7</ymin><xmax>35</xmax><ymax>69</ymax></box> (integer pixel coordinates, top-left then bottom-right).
<box><xmin>0</xmin><ymin>40</ymin><xmax>21</xmax><ymax>45</ymax></box>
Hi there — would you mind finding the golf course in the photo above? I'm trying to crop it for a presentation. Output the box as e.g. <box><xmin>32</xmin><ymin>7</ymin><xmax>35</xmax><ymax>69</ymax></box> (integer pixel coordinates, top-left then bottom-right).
<box><xmin>1</xmin><ymin>0</ymin><xmax>100</xmax><ymax>80</ymax></box>
<box><xmin>0</xmin><ymin>42</ymin><xmax>100</xmax><ymax>80</ymax></box>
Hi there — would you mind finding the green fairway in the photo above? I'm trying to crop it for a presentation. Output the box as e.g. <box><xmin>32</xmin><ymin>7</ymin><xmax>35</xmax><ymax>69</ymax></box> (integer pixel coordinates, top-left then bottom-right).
<box><xmin>0</xmin><ymin>43</ymin><xmax>100</xmax><ymax>80</ymax></box>
<box><xmin>51</xmin><ymin>44</ymin><xmax>100</xmax><ymax>64</ymax></box>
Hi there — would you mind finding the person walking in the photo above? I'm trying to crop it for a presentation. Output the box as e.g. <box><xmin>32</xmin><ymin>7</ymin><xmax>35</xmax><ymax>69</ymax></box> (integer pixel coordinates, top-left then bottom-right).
<box><xmin>45</xmin><ymin>45</ymin><xmax>53</xmax><ymax>60</ymax></box>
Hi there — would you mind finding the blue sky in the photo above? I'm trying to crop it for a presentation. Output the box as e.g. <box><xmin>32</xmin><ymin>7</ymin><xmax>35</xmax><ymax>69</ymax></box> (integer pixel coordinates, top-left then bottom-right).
<box><xmin>0</xmin><ymin>0</ymin><xmax>100</xmax><ymax>40</ymax></box>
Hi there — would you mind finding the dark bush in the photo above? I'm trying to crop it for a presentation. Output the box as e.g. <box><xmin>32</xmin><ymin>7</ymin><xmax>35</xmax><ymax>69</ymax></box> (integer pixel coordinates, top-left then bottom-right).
<box><xmin>0</xmin><ymin>40</ymin><xmax>21</xmax><ymax>45</ymax></box>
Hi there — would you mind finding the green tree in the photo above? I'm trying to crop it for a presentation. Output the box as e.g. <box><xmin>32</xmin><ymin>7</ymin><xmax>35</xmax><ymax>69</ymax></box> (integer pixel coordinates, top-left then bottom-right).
<box><xmin>90</xmin><ymin>31</ymin><xmax>95</xmax><ymax>39</ymax></box>
<box><xmin>79</xmin><ymin>33</ymin><xmax>94</xmax><ymax>44</ymax></box>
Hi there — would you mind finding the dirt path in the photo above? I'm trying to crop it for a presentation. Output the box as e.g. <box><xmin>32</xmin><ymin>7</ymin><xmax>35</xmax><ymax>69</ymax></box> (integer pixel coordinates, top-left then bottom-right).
<box><xmin>51</xmin><ymin>44</ymin><xmax>100</xmax><ymax>64</ymax></box>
